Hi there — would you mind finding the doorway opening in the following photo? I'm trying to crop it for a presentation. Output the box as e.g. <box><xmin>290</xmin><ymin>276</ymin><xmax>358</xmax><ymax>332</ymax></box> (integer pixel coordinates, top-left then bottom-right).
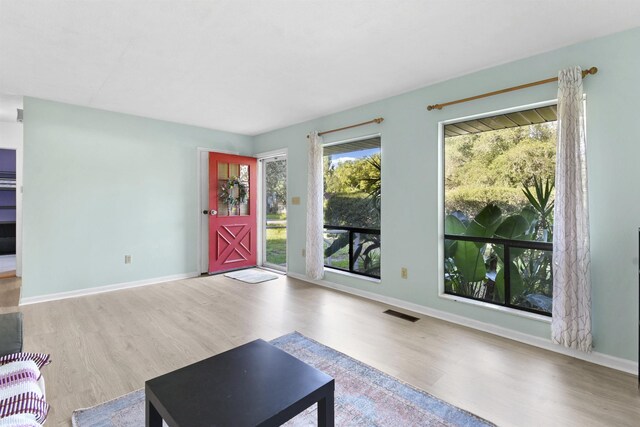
<box><xmin>0</xmin><ymin>148</ymin><xmax>16</xmax><ymax>277</ymax></box>
<box><xmin>261</xmin><ymin>156</ymin><xmax>287</xmax><ymax>272</ymax></box>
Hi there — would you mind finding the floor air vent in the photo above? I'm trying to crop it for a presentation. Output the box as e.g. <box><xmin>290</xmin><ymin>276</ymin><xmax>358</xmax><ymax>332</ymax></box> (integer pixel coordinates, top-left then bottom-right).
<box><xmin>384</xmin><ymin>309</ymin><xmax>419</xmax><ymax>322</ymax></box>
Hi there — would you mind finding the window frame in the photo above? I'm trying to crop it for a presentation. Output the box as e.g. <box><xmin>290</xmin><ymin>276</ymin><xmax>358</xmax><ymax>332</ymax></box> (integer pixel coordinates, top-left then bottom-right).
<box><xmin>437</xmin><ymin>100</ymin><xmax>558</xmax><ymax>322</ymax></box>
<box><xmin>322</xmin><ymin>133</ymin><xmax>382</xmax><ymax>280</ymax></box>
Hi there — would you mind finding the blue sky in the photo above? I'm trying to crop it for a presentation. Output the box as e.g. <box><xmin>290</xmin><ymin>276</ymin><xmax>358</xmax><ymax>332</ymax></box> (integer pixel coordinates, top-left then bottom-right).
<box><xmin>330</xmin><ymin>148</ymin><xmax>379</xmax><ymax>167</ymax></box>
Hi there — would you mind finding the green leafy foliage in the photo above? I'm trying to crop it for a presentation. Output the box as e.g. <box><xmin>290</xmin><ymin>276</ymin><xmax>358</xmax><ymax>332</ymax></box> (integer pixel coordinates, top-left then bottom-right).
<box><xmin>323</xmin><ymin>151</ymin><xmax>381</xmax><ymax>276</ymax></box>
<box><xmin>265</xmin><ymin>160</ymin><xmax>287</xmax><ymax>214</ymax></box>
<box><xmin>444</xmin><ymin>215</ymin><xmax>466</xmax><ymax>257</ymax></box>
<box><xmin>465</xmin><ymin>204</ymin><xmax>503</xmax><ymax>237</ymax></box>
<box><xmin>445</xmin><ymin>123</ymin><xmax>556</xmax><ymax>217</ymax></box>
<box><xmin>444</xmin><ymin>122</ymin><xmax>556</xmax><ymax>313</ymax></box>
<box><xmin>444</xmin><ymin>203</ymin><xmax>553</xmax><ymax>313</ymax></box>
<box><xmin>325</xmin><ymin>153</ymin><xmax>381</xmax><ymax>196</ymax></box>
<box><xmin>522</xmin><ymin>176</ymin><xmax>554</xmax><ymax>241</ymax></box>
<box><xmin>324</xmin><ymin>194</ymin><xmax>380</xmax><ymax>229</ymax></box>
<box><xmin>324</xmin><ymin>153</ymin><xmax>381</xmax><ymax>228</ymax></box>
<box><xmin>453</xmin><ymin>241</ymin><xmax>486</xmax><ymax>283</ymax></box>
<box><xmin>444</xmin><ymin>183</ymin><xmax>554</xmax><ymax>313</ymax></box>
<box><xmin>494</xmin><ymin>215</ymin><xmax>529</xmax><ymax>240</ymax></box>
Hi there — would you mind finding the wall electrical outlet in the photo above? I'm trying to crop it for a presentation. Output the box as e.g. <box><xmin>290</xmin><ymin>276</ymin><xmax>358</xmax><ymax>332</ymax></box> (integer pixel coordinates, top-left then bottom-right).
<box><xmin>401</xmin><ymin>267</ymin><xmax>408</xmax><ymax>279</ymax></box>
<box><xmin>125</xmin><ymin>255</ymin><xmax>132</xmax><ymax>264</ymax></box>
<box><xmin>291</xmin><ymin>196</ymin><xmax>301</xmax><ymax>205</ymax></box>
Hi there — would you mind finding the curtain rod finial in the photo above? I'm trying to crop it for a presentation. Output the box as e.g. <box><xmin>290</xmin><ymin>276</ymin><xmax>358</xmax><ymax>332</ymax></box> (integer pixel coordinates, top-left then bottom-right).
<box><xmin>427</xmin><ymin>104</ymin><xmax>442</xmax><ymax>111</ymax></box>
<box><xmin>581</xmin><ymin>66</ymin><xmax>598</xmax><ymax>78</ymax></box>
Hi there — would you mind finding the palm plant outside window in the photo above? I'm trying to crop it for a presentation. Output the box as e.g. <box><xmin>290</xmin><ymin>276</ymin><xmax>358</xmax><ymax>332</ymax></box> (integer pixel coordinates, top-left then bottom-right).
<box><xmin>444</xmin><ymin>106</ymin><xmax>556</xmax><ymax>315</ymax></box>
<box><xmin>323</xmin><ymin>137</ymin><xmax>381</xmax><ymax>279</ymax></box>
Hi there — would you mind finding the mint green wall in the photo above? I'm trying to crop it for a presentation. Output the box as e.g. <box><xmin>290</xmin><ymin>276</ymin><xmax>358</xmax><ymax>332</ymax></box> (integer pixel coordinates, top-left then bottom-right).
<box><xmin>22</xmin><ymin>98</ymin><xmax>252</xmax><ymax>298</ymax></box>
<box><xmin>252</xmin><ymin>28</ymin><xmax>640</xmax><ymax>362</ymax></box>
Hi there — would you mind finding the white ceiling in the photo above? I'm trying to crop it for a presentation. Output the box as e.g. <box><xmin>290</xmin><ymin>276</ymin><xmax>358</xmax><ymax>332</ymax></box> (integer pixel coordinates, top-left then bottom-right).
<box><xmin>0</xmin><ymin>93</ymin><xmax>22</xmax><ymax>123</ymax></box>
<box><xmin>1</xmin><ymin>1</ymin><xmax>639</xmax><ymax>135</ymax></box>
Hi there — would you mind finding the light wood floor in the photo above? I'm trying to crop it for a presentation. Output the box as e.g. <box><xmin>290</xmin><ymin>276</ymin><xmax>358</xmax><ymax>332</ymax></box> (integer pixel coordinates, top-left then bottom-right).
<box><xmin>0</xmin><ymin>276</ymin><xmax>20</xmax><ymax>313</ymax></box>
<box><xmin>18</xmin><ymin>274</ymin><xmax>640</xmax><ymax>426</ymax></box>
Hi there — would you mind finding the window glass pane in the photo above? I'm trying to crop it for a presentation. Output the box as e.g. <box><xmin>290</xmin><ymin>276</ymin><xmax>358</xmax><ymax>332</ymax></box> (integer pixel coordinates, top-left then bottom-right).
<box><xmin>323</xmin><ymin>229</ymin><xmax>349</xmax><ymax>270</ymax></box>
<box><xmin>265</xmin><ymin>159</ymin><xmax>287</xmax><ymax>268</ymax></box>
<box><xmin>444</xmin><ymin>240</ymin><xmax>505</xmax><ymax>304</ymax></box>
<box><xmin>229</xmin><ymin>163</ymin><xmax>240</xmax><ymax>178</ymax></box>
<box><xmin>218</xmin><ymin>162</ymin><xmax>248</xmax><ymax>216</ymax></box>
<box><xmin>217</xmin><ymin>162</ymin><xmax>228</xmax><ymax>180</ymax></box>
<box><xmin>239</xmin><ymin>164</ymin><xmax>249</xmax><ymax>216</ymax></box>
<box><xmin>509</xmin><ymin>248</ymin><xmax>553</xmax><ymax>314</ymax></box>
<box><xmin>322</xmin><ymin>136</ymin><xmax>381</xmax><ymax>279</ymax></box>
<box><xmin>445</xmin><ymin>119</ymin><xmax>556</xmax><ymax>243</ymax></box>
<box><xmin>240</xmin><ymin>164</ymin><xmax>249</xmax><ymax>182</ymax></box>
<box><xmin>217</xmin><ymin>161</ymin><xmax>229</xmax><ymax>216</ymax></box>
<box><xmin>351</xmin><ymin>231</ymin><xmax>380</xmax><ymax>277</ymax></box>
<box><xmin>323</xmin><ymin>138</ymin><xmax>381</xmax><ymax>229</ymax></box>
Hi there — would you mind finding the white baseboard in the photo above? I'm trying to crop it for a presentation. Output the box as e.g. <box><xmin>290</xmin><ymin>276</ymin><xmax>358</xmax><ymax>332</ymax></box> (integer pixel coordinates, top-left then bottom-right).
<box><xmin>287</xmin><ymin>272</ymin><xmax>639</xmax><ymax>375</ymax></box>
<box><xmin>19</xmin><ymin>272</ymin><xmax>200</xmax><ymax>305</ymax></box>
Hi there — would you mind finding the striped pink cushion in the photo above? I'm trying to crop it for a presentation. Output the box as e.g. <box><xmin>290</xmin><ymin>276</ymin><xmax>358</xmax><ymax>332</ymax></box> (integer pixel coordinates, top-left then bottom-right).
<box><xmin>0</xmin><ymin>359</ymin><xmax>50</xmax><ymax>424</ymax></box>
<box><xmin>0</xmin><ymin>361</ymin><xmax>44</xmax><ymax>400</ymax></box>
<box><xmin>0</xmin><ymin>354</ymin><xmax>51</xmax><ymax>370</ymax></box>
<box><xmin>0</xmin><ymin>366</ymin><xmax>40</xmax><ymax>386</ymax></box>
<box><xmin>0</xmin><ymin>392</ymin><xmax>49</xmax><ymax>423</ymax></box>
<box><xmin>0</xmin><ymin>413</ymin><xmax>43</xmax><ymax>426</ymax></box>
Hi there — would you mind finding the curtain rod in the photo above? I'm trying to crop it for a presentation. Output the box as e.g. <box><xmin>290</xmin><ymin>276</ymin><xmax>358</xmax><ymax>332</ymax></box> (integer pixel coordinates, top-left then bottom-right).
<box><xmin>307</xmin><ymin>118</ymin><xmax>384</xmax><ymax>138</ymax></box>
<box><xmin>427</xmin><ymin>66</ymin><xmax>598</xmax><ymax>111</ymax></box>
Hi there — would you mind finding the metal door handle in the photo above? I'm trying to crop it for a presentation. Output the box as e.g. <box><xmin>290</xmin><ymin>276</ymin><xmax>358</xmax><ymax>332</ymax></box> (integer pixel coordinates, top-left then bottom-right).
<box><xmin>210</xmin><ymin>210</ymin><xmax>217</xmax><ymax>215</ymax></box>
<box><xmin>202</xmin><ymin>210</ymin><xmax>209</xmax><ymax>215</ymax></box>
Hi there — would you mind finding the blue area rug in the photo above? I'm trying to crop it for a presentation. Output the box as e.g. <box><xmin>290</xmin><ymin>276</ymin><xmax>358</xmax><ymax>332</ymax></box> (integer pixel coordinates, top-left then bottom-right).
<box><xmin>72</xmin><ymin>332</ymin><xmax>494</xmax><ymax>426</ymax></box>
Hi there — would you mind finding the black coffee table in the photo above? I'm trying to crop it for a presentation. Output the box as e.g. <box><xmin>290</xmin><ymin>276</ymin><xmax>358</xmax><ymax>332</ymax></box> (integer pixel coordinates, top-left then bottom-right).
<box><xmin>145</xmin><ymin>339</ymin><xmax>335</xmax><ymax>427</ymax></box>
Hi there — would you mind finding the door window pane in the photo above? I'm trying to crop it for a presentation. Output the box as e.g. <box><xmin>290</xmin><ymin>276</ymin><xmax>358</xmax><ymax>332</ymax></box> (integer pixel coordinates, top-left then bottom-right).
<box><xmin>219</xmin><ymin>162</ymin><xmax>250</xmax><ymax>216</ymax></box>
<box><xmin>264</xmin><ymin>159</ymin><xmax>287</xmax><ymax>268</ymax></box>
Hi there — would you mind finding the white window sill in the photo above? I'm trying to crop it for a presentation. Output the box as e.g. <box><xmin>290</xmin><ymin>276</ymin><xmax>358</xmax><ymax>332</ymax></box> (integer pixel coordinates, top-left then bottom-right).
<box><xmin>438</xmin><ymin>293</ymin><xmax>551</xmax><ymax>323</ymax></box>
<box><xmin>325</xmin><ymin>267</ymin><xmax>381</xmax><ymax>284</ymax></box>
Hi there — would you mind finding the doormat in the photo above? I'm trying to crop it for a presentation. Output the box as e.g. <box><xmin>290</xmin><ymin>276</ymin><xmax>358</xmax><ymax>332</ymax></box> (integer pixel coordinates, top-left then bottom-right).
<box><xmin>223</xmin><ymin>268</ymin><xmax>279</xmax><ymax>284</ymax></box>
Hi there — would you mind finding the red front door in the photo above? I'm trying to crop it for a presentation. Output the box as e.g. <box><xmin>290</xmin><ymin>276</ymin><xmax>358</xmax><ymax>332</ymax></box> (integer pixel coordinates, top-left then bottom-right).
<box><xmin>208</xmin><ymin>152</ymin><xmax>257</xmax><ymax>273</ymax></box>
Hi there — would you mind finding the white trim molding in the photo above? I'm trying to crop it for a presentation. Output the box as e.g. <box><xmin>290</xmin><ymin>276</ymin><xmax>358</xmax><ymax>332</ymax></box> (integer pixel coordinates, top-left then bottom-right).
<box><xmin>287</xmin><ymin>272</ymin><xmax>638</xmax><ymax>375</ymax></box>
<box><xmin>20</xmin><ymin>272</ymin><xmax>200</xmax><ymax>305</ymax></box>
<box><xmin>254</xmin><ymin>148</ymin><xmax>288</xmax><ymax>160</ymax></box>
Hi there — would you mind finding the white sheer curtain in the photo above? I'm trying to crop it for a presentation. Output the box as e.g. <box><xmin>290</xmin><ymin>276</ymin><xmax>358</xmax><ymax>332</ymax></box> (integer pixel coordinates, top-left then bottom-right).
<box><xmin>551</xmin><ymin>66</ymin><xmax>592</xmax><ymax>352</ymax></box>
<box><xmin>306</xmin><ymin>131</ymin><xmax>324</xmax><ymax>280</ymax></box>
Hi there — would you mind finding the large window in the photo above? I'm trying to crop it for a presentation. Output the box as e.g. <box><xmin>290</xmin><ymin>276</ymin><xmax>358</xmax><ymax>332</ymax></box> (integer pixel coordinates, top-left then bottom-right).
<box><xmin>443</xmin><ymin>106</ymin><xmax>556</xmax><ymax>315</ymax></box>
<box><xmin>323</xmin><ymin>137</ymin><xmax>381</xmax><ymax>279</ymax></box>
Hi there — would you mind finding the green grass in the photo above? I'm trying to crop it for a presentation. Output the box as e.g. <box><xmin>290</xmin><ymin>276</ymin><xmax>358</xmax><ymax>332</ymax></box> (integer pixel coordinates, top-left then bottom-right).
<box><xmin>324</xmin><ymin>243</ymin><xmax>349</xmax><ymax>269</ymax></box>
<box><xmin>266</xmin><ymin>213</ymin><xmax>287</xmax><ymax>220</ymax></box>
<box><xmin>266</xmin><ymin>227</ymin><xmax>287</xmax><ymax>266</ymax></box>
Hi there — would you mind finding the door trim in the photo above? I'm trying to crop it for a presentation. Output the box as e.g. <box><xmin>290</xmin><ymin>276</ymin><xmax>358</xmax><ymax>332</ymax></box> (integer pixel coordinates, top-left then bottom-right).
<box><xmin>196</xmin><ymin>147</ymin><xmax>239</xmax><ymax>274</ymax></box>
